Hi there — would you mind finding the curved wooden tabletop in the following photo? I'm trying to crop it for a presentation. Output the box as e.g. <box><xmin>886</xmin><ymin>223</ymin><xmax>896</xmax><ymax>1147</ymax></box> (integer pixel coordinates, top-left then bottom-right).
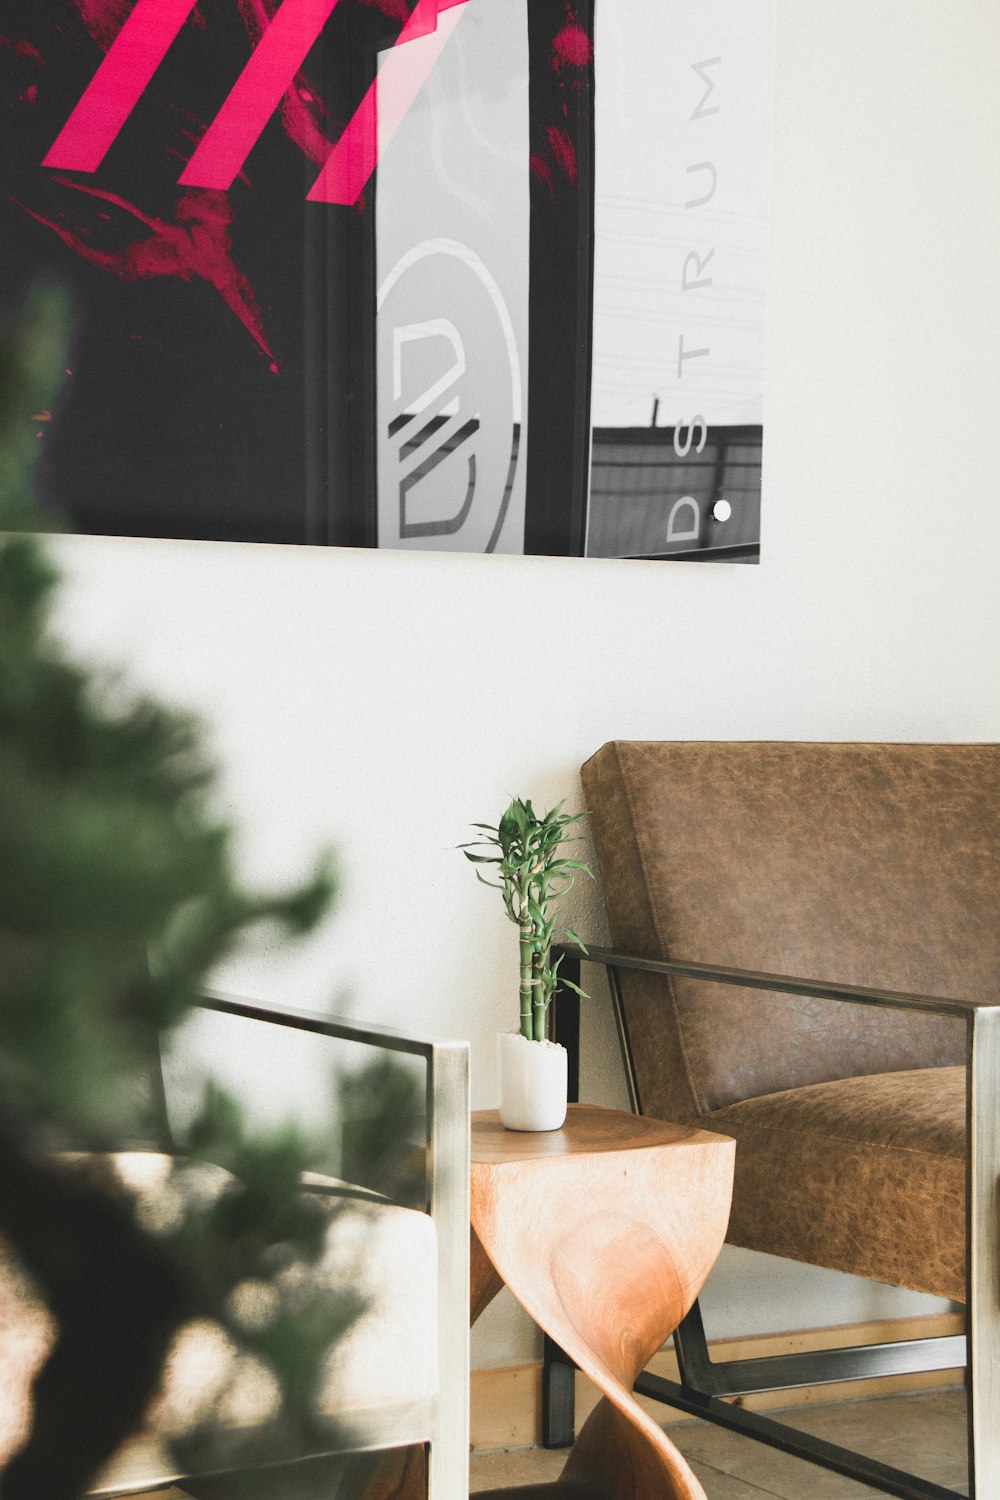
<box><xmin>471</xmin><ymin>1105</ymin><xmax>724</xmax><ymax>1162</ymax></box>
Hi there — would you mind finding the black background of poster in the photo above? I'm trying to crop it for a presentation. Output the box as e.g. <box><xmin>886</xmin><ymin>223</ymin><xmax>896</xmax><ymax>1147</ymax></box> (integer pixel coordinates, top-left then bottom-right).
<box><xmin>1</xmin><ymin>0</ymin><xmax>595</xmax><ymax>553</ymax></box>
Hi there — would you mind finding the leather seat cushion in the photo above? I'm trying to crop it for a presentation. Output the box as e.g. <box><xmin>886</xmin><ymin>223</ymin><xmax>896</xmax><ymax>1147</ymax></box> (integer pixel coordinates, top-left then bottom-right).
<box><xmin>0</xmin><ymin>1153</ymin><xmax>438</xmax><ymax>1487</ymax></box>
<box><xmin>695</xmin><ymin>1064</ymin><xmax>965</xmax><ymax>1301</ymax></box>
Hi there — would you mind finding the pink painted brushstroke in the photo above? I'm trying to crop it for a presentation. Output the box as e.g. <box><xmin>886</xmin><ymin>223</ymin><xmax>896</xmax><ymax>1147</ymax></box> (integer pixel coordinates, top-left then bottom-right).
<box><xmin>306</xmin><ymin>0</ymin><xmax>468</xmax><ymax>206</ymax></box>
<box><xmin>13</xmin><ymin>180</ymin><xmax>277</xmax><ymax>368</ymax></box>
<box><xmin>43</xmin><ymin>0</ymin><xmax>200</xmax><ymax>173</ymax></box>
<box><xmin>179</xmin><ymin>0</ymin><xmax>343</xmax><ymax>188</ymax></box>
<box><xmin>235</xmin><ymin>0</ymin><xmax>335</xmax><ymax>166</ymax></box>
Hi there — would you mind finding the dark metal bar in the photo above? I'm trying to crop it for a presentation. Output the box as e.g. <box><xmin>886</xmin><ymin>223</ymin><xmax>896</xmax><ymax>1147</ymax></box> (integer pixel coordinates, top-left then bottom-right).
<box><xmin>705</xmin><ymin>1336</ymin><xmax>966</xmax><ymax>1396</ymax></box>
<box><xmin>672</xmin><ymin>1303</ymin><xmax>724</xmax><ymax>1394</ymax></box>
<box><xmin>541</xmin><ymin>1334</ymin><xmax>577</xmax><ymax>1450</ymax></box>
<box><xmin>553</xmin><ymin>953</ymin><xmax>581</xmax><ymax>1104</ymax></box>
<box><xmin>606</xmin><ymin>965</ymin><xmax>641</xmax><ymax>1114</ymax></box>
<box><xmin>673</xmin><ymin>1305</ymin><xmax>965</xmax><ymax>1397</ymax></box>
<box><xmin>634</xmin><ymin>1373</ymin><xmax>965</xmax><ymax>1500</ymax></box>
<box><xmin>553</xmin><ymin>942</ymin><xmax>986</xmax><ymax>1020</ymax></box>
<box><xmin>318</xmin><ymin>7</ymin><xmax>378</xmax><ymax>548</ymax></box>
<box><xmin>524</xmin><ymin>0</ymin><xmax>594</xmax><ymax>556</ymax></box>
<box><xmin>545</xmin><ymin>959</ymin><xmax>582</xmax><ymax>1446</ymax></box>
<box><xmin>199</xmin><ymin>989</ymin><xmax>447</xmax><ymax>1060</ymax></box>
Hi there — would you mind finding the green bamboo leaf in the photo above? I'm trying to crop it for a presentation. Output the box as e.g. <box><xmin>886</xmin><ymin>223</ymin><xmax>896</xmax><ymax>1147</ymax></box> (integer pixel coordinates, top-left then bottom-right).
<box><xmin>505</xmin><ymin>800</ymin><xmax>527</xmax><ymax>832</ymax></box>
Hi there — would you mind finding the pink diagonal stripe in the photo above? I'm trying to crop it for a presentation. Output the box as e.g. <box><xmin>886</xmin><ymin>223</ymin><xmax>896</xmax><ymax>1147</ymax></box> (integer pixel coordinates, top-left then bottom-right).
<box><xmin>179</xmin><ymin>0</ymin><xmax>344</xmax><ymax>189</ymax></box>
<box><xmin>43</xmin><ymin>0</ymin><xmax>199</xmax><ymax>173</ymax></box>
<box><xmin>306</xmin><ymin>0</ymin><xmax>468</xmax><ymax>206</ymax></box>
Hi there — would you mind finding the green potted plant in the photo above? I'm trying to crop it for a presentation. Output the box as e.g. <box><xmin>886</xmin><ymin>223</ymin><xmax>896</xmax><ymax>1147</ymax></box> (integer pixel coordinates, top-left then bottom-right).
<box><xmin>461</xmin><ymin>798</ymin><xmax>590</xmax><ymax>1130</ymax></box>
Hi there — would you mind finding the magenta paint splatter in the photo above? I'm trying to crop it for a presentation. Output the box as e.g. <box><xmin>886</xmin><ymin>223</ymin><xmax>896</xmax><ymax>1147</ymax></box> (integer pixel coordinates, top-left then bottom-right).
<box><xmin>547</xmin><ymin>124</ymin><xmax>577</xmax><ymax>183</ymax></box>
<box><xmin>0</xmin><ymin>36</ymin><xmax>44</xmax><ymax>63</ymax></box>
<box><xmin>530</xmin><ymin>126</ymin><xmax>578</xmax><ymax>197</ymax></box>
<box><xmin>237</xmin><ymin>0</ymin><xmax>278</xmax><ymax>35</ymax></box>
<box><xmin>529</xmin><ymin>152</ymin><xmax>553</xmax><ymax>195</ymax></box>
<box><xmin>74</xmin><ymin>0</ymin><xmax>141</xmax><ymax>51</ymax></box>
<box><xmin>14</xmin><ymin>181</ymin><xmax>277</xmax><ymax>368</ymax></box>
<box><xmin>531</xmin><ymin>5</ymin><xmax>591</xmax><ymax>193</ymax></box>
<box><xmin>355</xmin><ymin>0</ymin><xmax>410</xmax><ymax>21</ymax></box>
<box><xmin>552</xmin><ymin>22</ymin><xmax>592</xmax><ymax>69</ymax></box>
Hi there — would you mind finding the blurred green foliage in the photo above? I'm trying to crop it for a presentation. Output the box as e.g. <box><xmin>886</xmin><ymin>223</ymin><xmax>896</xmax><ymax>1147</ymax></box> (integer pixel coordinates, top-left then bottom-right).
<box><xmin>0</xmin><ymin>292</ymin><xmax>419</xmax><ymax>1497</ymax></box>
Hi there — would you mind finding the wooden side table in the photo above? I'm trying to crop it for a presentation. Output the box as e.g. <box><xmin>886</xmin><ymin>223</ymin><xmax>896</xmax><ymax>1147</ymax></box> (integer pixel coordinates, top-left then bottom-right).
<box><xmin>471</xmin><ymin>1105</ymin><xmax>734</xmax><ymax>1500</ymax></box>
<box><xmin>356</xmin><ymin>1104</ymin><xmax>734</xmax><ymax>1500</ymax></box>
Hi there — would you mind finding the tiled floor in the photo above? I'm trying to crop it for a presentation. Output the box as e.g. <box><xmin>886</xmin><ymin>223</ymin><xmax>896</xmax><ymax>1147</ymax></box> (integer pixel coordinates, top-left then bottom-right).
<box><xmin>469</xmin><ymin>1389</ymin><xmax>968</xmax><ymax>1497</ymax></box>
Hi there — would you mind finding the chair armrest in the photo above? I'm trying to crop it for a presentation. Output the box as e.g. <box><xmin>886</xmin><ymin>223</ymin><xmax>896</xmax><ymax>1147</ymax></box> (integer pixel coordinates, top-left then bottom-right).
<box><xmin>553</xmin><ymin>942</ymin><xmax>993</xmax><ymax>1020</ymax></box>
<box><xmin>200</xmin><ymin>987</ymin><xmax>470</xmax><ymax>1058</ymax></box>
<box><xmin>196</xmin><ymin>990</ymin><xmax>471</xmax><ymax>1498</ymax></box>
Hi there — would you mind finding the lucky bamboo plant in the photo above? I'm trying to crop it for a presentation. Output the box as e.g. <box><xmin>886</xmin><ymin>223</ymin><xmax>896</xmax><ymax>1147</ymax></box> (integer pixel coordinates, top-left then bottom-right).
<box><xmin>461</xmin><ymin>798</ymin><xmax>591</xmax><ymax>1042</ymax></box>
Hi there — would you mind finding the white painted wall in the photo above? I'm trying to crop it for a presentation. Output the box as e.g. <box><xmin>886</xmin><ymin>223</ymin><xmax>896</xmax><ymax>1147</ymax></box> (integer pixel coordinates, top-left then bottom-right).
<box><xmin>48</xmin><ymin>0</ymin><xmax>999</xmax><ymax>1366</ymax></box>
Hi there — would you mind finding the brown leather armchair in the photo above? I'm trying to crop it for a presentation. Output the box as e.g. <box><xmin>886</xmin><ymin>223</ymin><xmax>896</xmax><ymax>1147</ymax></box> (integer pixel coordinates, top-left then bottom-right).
<box><xmin>545</xmin><ymin>741</ymin><xmax>1000</xmax><ymax>1500</ymax></box>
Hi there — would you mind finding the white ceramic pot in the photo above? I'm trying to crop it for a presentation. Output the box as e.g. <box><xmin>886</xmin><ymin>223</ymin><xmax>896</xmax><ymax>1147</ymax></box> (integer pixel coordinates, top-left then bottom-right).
<box><xmin>497</xmin><ymin>1031</ymin><xmax>568</xmax><ymax>1132</ymax></box>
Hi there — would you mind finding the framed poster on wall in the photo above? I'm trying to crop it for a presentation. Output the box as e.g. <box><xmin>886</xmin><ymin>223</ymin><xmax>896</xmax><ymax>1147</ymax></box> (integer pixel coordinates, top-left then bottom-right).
<box><xmin>0</xmin><ymin>0</ymin><xmax>772</xmax><ymax>560</ymax></box>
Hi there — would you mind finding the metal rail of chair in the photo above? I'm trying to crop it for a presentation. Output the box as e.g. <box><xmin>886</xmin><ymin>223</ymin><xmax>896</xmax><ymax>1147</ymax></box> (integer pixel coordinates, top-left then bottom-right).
<box><xmin>200</xmin><ymin>991</ymin><xmax>471</xmax><ymax>1500</ymax></box>
<box><xmin>545</xmin><ymin>945</ymin><xmax>997</xmax><ymax>1500</ymax></box>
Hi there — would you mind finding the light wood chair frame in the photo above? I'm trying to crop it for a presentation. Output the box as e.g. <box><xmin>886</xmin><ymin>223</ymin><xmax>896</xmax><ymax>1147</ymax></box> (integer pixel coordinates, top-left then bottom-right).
<box><xmin>544</xmin><ymin>944</ymin><xmax>998</xmax><ymax>1500</ymax></box>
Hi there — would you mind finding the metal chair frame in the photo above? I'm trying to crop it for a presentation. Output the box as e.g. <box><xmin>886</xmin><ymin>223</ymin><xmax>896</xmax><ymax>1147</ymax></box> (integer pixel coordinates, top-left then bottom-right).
<box><xmin>97</xmin><ymin>992</ymin><xmax>471</xmax><ymax>1500</ymax></box>
<box><xmin>545</xmin><ymin>944</ymin><xmax>997</xmax><ymax>1500</ymax></box>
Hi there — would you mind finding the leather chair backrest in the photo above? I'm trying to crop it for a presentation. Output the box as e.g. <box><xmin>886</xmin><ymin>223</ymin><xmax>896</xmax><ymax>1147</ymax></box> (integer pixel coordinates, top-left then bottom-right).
<box><xmin>582</xmin><ymin>742</ymin><xmax>999</xmax><ymax>1120</ymax></box>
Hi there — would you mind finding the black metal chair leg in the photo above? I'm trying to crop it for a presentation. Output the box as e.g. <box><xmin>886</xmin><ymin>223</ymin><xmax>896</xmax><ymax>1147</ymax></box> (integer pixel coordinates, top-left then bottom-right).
<box><xmin>542</xmin><ymin>1333</ymin><xmax>577</xmax><ymax>1449</ymax></box>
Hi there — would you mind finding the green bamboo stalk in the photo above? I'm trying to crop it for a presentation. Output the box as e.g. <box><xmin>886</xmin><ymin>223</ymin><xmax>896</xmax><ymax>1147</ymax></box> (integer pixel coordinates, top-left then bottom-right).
<box><xmin>531</xmin><ymin>952</ymin><xmax>546</xmax><ymax>1041</ymax></box>
<box><xmin>519</xmin><ymin>921</ymin><xmax>534</xmax><ymax>1040</ymax></box>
